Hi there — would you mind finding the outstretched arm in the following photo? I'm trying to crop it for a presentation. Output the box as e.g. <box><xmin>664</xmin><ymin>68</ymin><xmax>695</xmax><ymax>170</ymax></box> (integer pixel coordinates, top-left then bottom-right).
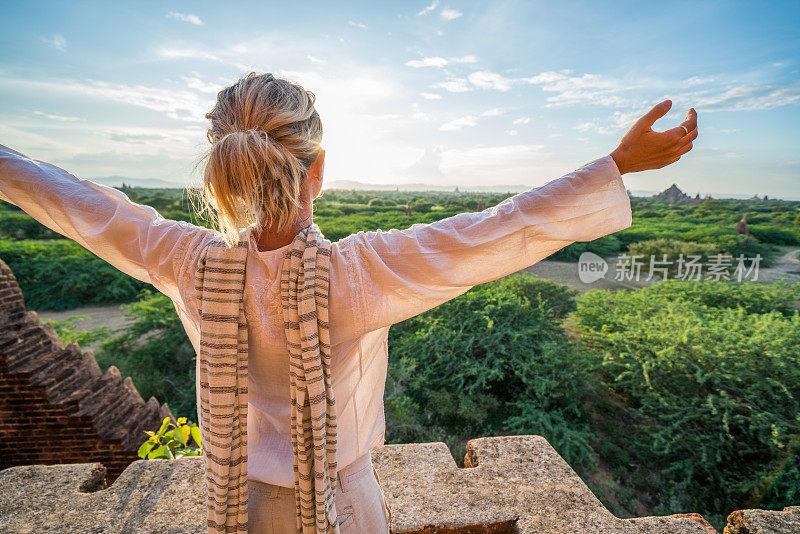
<box><xmin>338</xmin><ymin>100</ymin><xmax>699</xmax><ymax>336</ymax></box>
<box><xmin>338</xmin><ymin>154</ymin><xmax>631</xmax><ymax>336</ymax></box>
<box><xmin>0</xmin><ymin>143</ymin><xmax>214</xmax><ymax>303</ymax></box>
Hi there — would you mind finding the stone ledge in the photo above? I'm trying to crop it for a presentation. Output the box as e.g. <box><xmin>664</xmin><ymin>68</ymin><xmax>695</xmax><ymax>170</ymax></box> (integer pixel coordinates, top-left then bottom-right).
<box><xmin>723</xmin><ymin>506</ymin><xmax>800</xmax><ymax>534</ymax></box>
<box><xmin>5</xmin><ymin>435</ymin><xmax>793</xmax><ymax>533</ymax></box>
<box><xmin>374</xmin><ymin>435</ymin><xmax>715</xmax><ymax>534</ymax></box>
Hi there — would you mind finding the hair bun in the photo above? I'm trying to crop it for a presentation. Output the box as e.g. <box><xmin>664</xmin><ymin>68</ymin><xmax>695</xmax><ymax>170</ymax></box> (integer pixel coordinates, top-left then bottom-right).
<box><xmin>199</xmin><ymin>72</ymin><xmax>324</xmax><ymax>246</ymax></box>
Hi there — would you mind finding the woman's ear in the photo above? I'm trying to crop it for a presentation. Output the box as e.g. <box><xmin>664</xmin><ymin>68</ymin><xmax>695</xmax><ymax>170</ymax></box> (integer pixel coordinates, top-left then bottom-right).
<box><xmin>309</xmin><ymin>149</ymin><xmax>325</xmax><ymax>180</ymax></box>
<box><xmin>309</xmin><ymin>149</ymin><xmax>325</xmax><ymax>199</ymax></box>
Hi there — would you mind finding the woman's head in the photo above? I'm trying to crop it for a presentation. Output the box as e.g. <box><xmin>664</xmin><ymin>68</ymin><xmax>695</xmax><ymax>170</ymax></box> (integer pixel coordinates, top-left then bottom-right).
<box><xmin>197</xmin><ymin>72</ymin><xmax>324</xmax><ymax>245</ymax></box>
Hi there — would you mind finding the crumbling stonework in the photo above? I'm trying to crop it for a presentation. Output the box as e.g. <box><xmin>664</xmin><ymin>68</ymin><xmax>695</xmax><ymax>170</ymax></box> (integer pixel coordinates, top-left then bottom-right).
<box><xmin>0</xmin><ymin>258</ymin><xmax>173</xmax><ymax>483</ymax></box>
<box><xmin>723</xmin><ymin>507</ymin><xmax>800</xmax><ymax>533</ymax></box>
<box><xmin>1</xmin><ymin>436</ymin><xmax>795</xmax><ymax>533</ymax></box>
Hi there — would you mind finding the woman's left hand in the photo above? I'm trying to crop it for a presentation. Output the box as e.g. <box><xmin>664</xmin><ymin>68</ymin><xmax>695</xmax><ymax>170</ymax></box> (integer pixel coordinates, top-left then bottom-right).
<box><xmin>610</xmin><ymin>100</ymin><xmax>698</xmax><ymax>175</ymax></box>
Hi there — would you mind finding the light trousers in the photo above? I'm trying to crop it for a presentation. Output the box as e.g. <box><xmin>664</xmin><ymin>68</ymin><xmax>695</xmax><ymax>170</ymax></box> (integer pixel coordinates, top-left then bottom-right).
<box><xmin>247</xmin><ymin>452</ymin><xmax>391</xmax><ymax>533</ymax></box>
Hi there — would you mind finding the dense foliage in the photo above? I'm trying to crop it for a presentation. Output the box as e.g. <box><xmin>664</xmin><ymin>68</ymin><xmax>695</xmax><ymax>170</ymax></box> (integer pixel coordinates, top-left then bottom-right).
<box><xmin>0</xmin><ymin>239</ymin><xmax>149</xmax><ymax>310</ymax></box>
<box><xmin>574</xmin><ymin>279</ymin><xmax>800</xmax><ymax>527</ymax></box>
<box><xmin>4</xmin><ymin>183</ymin><xmax>800</xmax><ymax>530</ymax></box>
<box><xmin>93</xmin><ymin>290</ymin><xmax>198</xmax><ymax>418</ymax></box>
<box><xmin>4</xmin><ymin>187</ymin><xmax>798</xmax><ymax>310</ymax></box>
<box><xmin>385</xmin><ymin>275</ymin><xmax>600</xmax><ymax>469</ymax></box>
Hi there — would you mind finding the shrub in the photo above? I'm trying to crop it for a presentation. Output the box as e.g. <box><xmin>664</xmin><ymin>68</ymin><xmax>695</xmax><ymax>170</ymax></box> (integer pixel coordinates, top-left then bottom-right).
<box><xmin>95</xmin><ymin>290</ymin><xmax>197</xmax><ymax>419</ymax></box>
<box><xmin>748</xmin><ymin>224</ymin><xmax>800</xmax><ymax>246</ymax></box>
<box><xmin>626</xmin><ymin>238</ymin><xmax>726</xmax><ymax>278</ymax></box>
<box><xmin>0</xmin><ymin>239</ymin><xmax>150</xmax><ymax>310</ymax></box>
<box><xmin>549</xmin><ymin>235</ymin><xmax>623</xmax><ymax>262</ymax></box>
<box><xmin>574</xmin><ymin>280</ymin><xmax>800</xmax><ymax>528</ymax></box>
<box><xmin>386</xmin><ymin>274</ymin><xmax>599</xmax><ymax>469</ymax></box>
<box><xmin>0</xmin><ymin>213</ymin><xmax>61</xmax><ymax>240</ymax></box>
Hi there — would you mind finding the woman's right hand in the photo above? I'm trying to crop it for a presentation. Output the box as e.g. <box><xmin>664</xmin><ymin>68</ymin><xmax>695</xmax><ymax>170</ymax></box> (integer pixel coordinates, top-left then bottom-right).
<box><xmin>610</xmin><ymin>100</ymin><xmax>698</xmax><ymax>175</ymax></box>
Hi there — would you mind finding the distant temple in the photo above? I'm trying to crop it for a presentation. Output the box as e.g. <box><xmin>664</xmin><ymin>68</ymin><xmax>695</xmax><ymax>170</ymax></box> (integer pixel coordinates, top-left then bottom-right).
<box><xmin>736</xmin><ymin>215</ymin><xmax>752</xmax><ymax>236</ymax></box>
<box><xmin>653</xmin><ymin>184</ymin><xmax>710</xmax><ymax>204</ymax></box>
<box><xmin>654</xmin><ymin>184</ymin><xmax>691</xmax><ymax>203</ymax></box>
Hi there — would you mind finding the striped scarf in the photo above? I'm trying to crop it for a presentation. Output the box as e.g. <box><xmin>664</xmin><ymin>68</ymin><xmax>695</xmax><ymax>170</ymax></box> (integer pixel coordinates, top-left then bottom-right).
<box><xmin>196</xmin><ymin>222</ymin><xmax>339</xmax><ymax>534</ymax></box>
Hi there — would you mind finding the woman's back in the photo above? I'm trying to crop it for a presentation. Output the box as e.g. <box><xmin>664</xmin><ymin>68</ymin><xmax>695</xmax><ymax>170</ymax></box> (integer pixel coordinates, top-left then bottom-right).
<box><xmin>162</xmin><ymin>151</ymin><xmax>633</xmax><ymax>487</ymax></box>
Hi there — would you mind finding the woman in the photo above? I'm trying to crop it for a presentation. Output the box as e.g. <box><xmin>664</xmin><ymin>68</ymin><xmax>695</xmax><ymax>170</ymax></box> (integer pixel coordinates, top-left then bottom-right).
<box><xmin>0</xmin><ymin>72</ymin><xmax>697</xmax><ymax>533</ymax></box>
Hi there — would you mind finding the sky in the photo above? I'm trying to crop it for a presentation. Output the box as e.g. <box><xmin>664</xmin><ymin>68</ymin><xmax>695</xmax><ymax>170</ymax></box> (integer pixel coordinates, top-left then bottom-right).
<box><xmin>1</xmin><ymin>0</ymin><xmax>798</xmax><ymax>198</ymax></box>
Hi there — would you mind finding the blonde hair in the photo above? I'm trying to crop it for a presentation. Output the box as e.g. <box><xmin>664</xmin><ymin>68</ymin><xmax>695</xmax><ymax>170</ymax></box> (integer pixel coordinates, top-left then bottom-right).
<box><xmin>194</xmin><ymin>72</ymin><xmax>323</xmax><ymax>246</ymax></box>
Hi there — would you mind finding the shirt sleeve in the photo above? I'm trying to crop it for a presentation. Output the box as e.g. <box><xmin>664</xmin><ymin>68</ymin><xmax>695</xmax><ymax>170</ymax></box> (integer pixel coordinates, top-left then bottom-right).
<box><xmin>335</xmin><ymin>155</ymin><xmax>632</xmax><ymax>336</ymax></box>
<box><xmin>0</xmin><ymin>143</ymin><xmax>215</xmax><ymax>304</ymax></box>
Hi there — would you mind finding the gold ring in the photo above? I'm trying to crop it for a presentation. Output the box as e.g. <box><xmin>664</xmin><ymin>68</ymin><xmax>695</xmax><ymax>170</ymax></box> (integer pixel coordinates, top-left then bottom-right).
<box><xmin>680</xmin><ymin>125</ymin><xmax>689</xmax><ymax>135</ymax></box>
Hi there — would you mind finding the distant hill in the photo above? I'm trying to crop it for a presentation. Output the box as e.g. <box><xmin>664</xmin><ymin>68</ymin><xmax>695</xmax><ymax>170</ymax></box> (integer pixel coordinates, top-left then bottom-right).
<box><xmin>90</xmin><ymin>176</ymin><xmax>189</xmax><ymax>188</ymax></box>
<box><xmin>322</xmin><ymin>179</ymin><xmax>531</xmax><ymax>193</ymax></box>
<box><xmin>86</xmin><ymin>176</ymin><xmax>800</xmax><ymax>201</ymax></box>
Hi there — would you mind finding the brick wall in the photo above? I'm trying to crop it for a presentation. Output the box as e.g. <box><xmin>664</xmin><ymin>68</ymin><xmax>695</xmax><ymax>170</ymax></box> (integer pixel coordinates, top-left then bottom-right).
<box><xmin>0</xmin><ymin>258</ymin><xmax>174</xmax><ymax>484</ymax></box>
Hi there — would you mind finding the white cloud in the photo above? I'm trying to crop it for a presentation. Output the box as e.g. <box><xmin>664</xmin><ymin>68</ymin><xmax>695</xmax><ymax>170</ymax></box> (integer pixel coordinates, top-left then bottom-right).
<box><xmin>403</xmin><ymin>145</ymin><xmax>445</xmax><ymax>180</ymax></box>
<box><xmin>106</xmin><ymin>132</ymin><xmax>169</xmax><ymax>143</ymax></box>
<box><xmin>480</xmin><ymin>107</ymin><xmax>504</xmax><ymax>117</ymax></box>
<box><xmin>610</xmin><ymin>109</ymin><xmax>645</xmax><ymax>129</ymax></box>
<box><xmin>440</xmin><ymin>8</ymin><xmax>463</xmax><ymax>20</ymax></box>
<box><xmin>519</xmin><ymin>71</ymin><xmax>638</xmax><ymax>108</ymax></box>
<box><xmin>349</xmin><ymin>20</ymin><xmax>368</xmax><ymax>30</ymax></box>
<box><xmin>50</xmin><ymin>79</ymin><xmax>214</xmax><ymax>122</ymax></box>
<box><xmin>440</xmin><ymin>108</ymin><xmax>505</xmax><ymax>132</ymax></box>
<box><xmin>440</xmin><ymin>115</ymin><xmax>478</xmax><ymax>131</ymax></box>
<box><xmin>158</xmin><ymin>48</ymin><xmax>221</xmax><ymax>62</ymax></box>
<box><xmin>687</xmin><ymin>82</ymin><xmax>800</xmax><ymax>111</ymax></box>
<box><xmin>100</xmin><ymin>126</ymin><xmax>203</xmax><ymax>157</ymax></box>
<box><xmin>0</xmin><ymin>123</ymin><xmax>85</xmax><ymax>159</ymax></box>
<box><xmin>432</xmin><ymin>78</ymin><xmax>471</xmax><ymax>92</ymax></box>
<box><xmin>43</xmin><ymin>34</ymin><xmax>67</xmax><ymax>51</ymax></box>
<box><xmin>417</xmin><ymin>0</ymin><xmax>440</xmax><ymax>16</ymax></box>
<box><xmin>307</xmin><ymin>55</ymin><xmax>325</xmax><ymax>64</ymax></box>
<box><xmin>421</xmin><ymin>92</ymin><xmax>442</xmax><ymax>99</ymax></box>
<box><xmin>166</xmin><ymin>11</ymin><xmax>204</xmax><ymax>26</ymax></box>
<box><xmin>181</xmin><ymin>75</ymin><xmax>222</xmax><ymax>94</ymax></box>
<box><xmin>468</xmin><ymin>71</ymin><xmax>513</xmax><ymax>91</ymax></box>
<box><xmin>513</xmin><ymin>117</ymin><xmax>531</xmax><ymax>125</ymax></box>
<box><xmin>405</xmin><ymin>144</ymin><xmax>548</xmax><ymax>185</ymax></box>
<box><xmin>451</xmin><ymin>55</ymin><xmax>477</xmax><ymax>63</ymax></box>
<box><xmin>405</xmin><ymin>56</ymin><xmax>449</xmax><ymax>68</ymax></box>
<box><xmin>33</xmin><ymin>110</ymin><xmax>80</xmax><ymax>121</ymax></box>
<box><xmin>706</xmin><ymin>127</ymin><xmax>741</xmax><ymax>134</ymax></box>
<box><xmin>410</xmin><ymin>102</ymin><xmax>430</xmax><ymax>121</ymax></box>
<box><xmin>440</xmin><ymin>144</ymin><xmax>545</xmax><ymax>180</ymax></box>
<box><xmin>404</xmin><ymin>55</ymin><xmax>476</xmax><ymax>68</ymax></box>
<box><xmin>506</xmin><ymin>129</ymin><xmax>518</xmax><ymax>136</ymax></box>
<box><xmin>685</xmin><ymin>75</ymin><xmax>715</xmax><ymax>86</ymax></box>
<box><xmin>574</xmin><ymin>121</ymin><xmax>613</xmax><ymax>134</ymax></box>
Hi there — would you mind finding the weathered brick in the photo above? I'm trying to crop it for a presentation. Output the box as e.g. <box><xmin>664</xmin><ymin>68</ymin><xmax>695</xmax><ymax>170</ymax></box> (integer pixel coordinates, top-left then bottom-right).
<box><xmin>0</xmin><ymin>257</ymin><xmax>174</xmax><ymax>484</ymax></box>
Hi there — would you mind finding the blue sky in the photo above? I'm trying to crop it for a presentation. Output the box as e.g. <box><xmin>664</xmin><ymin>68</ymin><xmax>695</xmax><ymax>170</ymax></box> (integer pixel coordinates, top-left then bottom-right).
<box><xmin>1</xmin><ymin>0</ymin><xmax>798</xmax><ymax>197</ymax></box>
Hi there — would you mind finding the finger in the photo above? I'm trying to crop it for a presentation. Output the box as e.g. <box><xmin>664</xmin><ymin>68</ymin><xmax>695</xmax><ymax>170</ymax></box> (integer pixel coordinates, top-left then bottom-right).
<box><xmin>677</xmin><ymin>126</ymin><xmax>699</xmax><ymax>147</ymax></box>
<box><xmin>661</xmin><ymin>109</ymin><xmax>697</xmax><ymax>143</ymax></box>
<box><xmin>666</xmin><ymin>122</ymin><xmax>699</xmax><ymax>146</ymax></box>
<box><xmin>681</xmin><ymin>108</ymin><xmax>697</xmax><ymax>132</ymax></box>
<box><xmin>633</xmin><ymin>100</ymin><xmax>672</xmax><ymax>133</ymax></box>
<box><xmin>675</xmin><ymin>142</ymin><xmax>693</xmax><ymax>156</ymax></box>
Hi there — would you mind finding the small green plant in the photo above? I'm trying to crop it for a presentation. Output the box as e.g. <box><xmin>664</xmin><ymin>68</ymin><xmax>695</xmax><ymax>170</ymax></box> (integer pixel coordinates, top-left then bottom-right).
<box><xmin>137</xmin><ymin>416</ymin><xmax>203</xmax><ymax>459</ymax></box>
<box><xmin>45</xmin><ymin>315</ymin><xmax>112</xmax><ymax>347</ymax></box>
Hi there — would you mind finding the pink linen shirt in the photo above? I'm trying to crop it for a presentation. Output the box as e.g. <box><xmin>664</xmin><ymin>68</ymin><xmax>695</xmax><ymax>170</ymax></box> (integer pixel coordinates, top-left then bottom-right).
<box><xmin>0</xmin><ymin>143</ymin><xmax>632</xmax><ymax>487</ymax></box>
